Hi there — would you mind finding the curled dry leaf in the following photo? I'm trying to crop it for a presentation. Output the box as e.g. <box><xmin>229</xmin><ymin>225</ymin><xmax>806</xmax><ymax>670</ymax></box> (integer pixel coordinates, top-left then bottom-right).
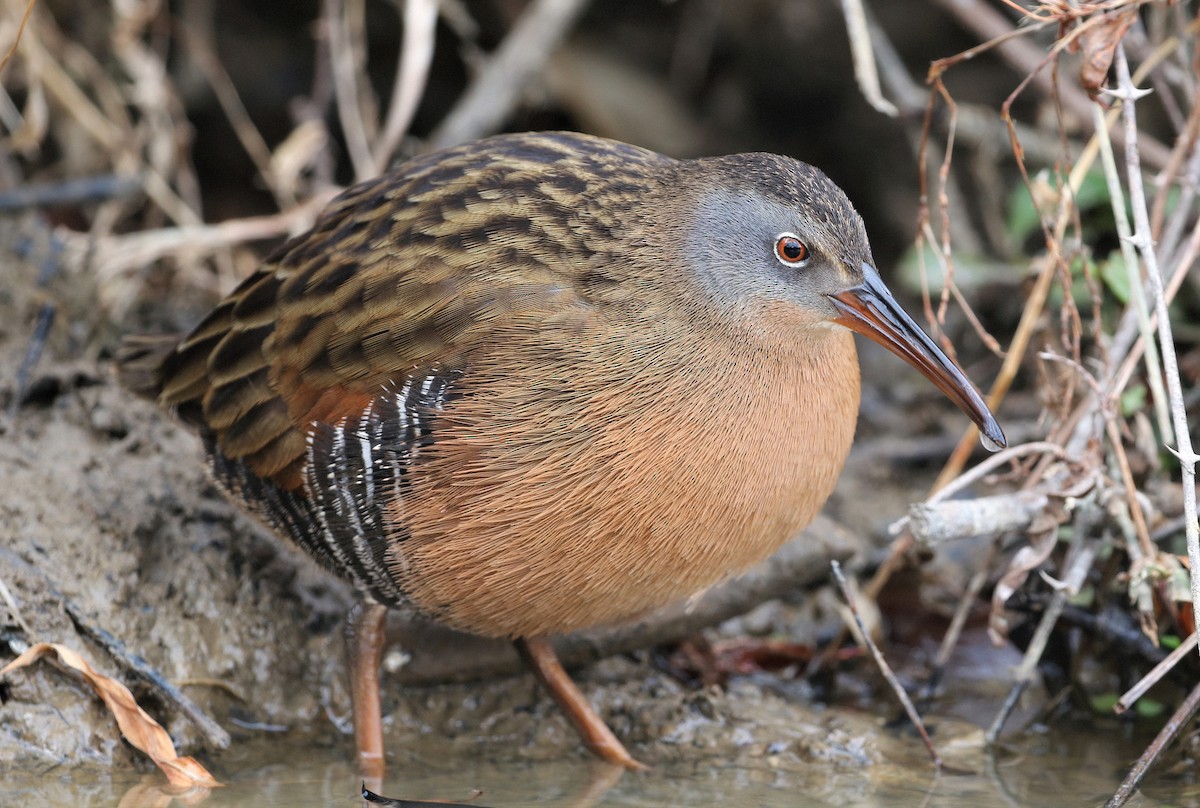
<box><xmin>989</xmin><ymin>496</ymin><xmax>1070</xmax><ymax>642</ymax></box>
<box><xmin>0</xmin><ymin>642</ymin><xmax>221</xmax><ymax>790</ymax></box>
<box><xmin>1078</xmin><ymin>7</ymin><xmax>1138</xmax><ymax>99</ymax></box>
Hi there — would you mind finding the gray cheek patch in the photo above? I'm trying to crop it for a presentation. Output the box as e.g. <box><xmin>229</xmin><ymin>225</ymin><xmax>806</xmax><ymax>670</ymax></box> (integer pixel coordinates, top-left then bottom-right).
<box><xmin>685</xmin><ymin>188</ymin><xmax>840</xmax><ymax>310</ymax></box>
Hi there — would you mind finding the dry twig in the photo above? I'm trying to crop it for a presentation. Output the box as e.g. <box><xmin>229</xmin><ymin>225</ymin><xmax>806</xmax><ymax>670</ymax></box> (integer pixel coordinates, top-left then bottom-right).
<box><xmin>986</xmin><ymin>544</ymin><xmax>1094</xmax><ymax>743</ymax></box>
<box><xmin>837</xmin><ymin>0</ymin><xmax>898</xmax><ymax>117</ymax></box>
<box><xmin>1</xmin><ymin>643</ymin><xmax>221</xmax><ymax>790</ymax></box>
<box><xmin>1106</xmin><ymin>678</ymin><xmax>1200</xmax><ymax>808</ymax></box>
<box><xmin>1116</xmin><ymin>631</ymin><xmax>1199</xmax><ymax>715</ymax></box>
<box><xmin>1112</xmin><ymin>45</ymin><xmax>1200</xmax><ymax>655</ymax></box>
<box><xmin>430</xmin><ymin>0</ymin><xmax>592</xmax><ymax>148</ymax></box>
<box><xmin>373</xmin><ymin>0</ymin><xmax>439</xmax><ymax>171</ymax></box>
<box><xmin>324</xmin><ymin>0</ymin><xmax>376</xmax><ymax>182</ymax></box>
<box><xmin>832</xmin><ymin>561</ymin><xmax>941</xmax><ymax>768</ymax></box>
<box><xmin>63</xmin><ymin>600</ymin><xmax>231</xmax><ymax>751</ymax></box>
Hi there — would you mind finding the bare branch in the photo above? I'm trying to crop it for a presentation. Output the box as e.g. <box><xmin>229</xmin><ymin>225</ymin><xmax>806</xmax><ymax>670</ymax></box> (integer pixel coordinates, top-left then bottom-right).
<box><xmin>373</xmin><ymin>0</ymin><xmax>439</xmax><ymax>172</ymax></box>
<box><xmin>837</xmin><ymin>0</ymin><xmax>898</xmax><ymax>117</ymax></box>
<box><xmin>324</xmin><ymin>0</ymin><xmax>375</xmax><ymax>181</ymax></box>
<box><xmin>430</xmin><ymin>0</ymin><xmax>591</xmax><ymax>149</ymax></box>
<box><xmin>1113</xmin><ymin>44</ymin><xmax>1200</xmax><ymax>658</ymax></box>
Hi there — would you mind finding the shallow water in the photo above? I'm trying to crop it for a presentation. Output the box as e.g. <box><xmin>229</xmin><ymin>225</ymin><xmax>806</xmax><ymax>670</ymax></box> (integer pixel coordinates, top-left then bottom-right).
<box><xmin>4</xmin><ymin>721</ymin><xmax>1190</xmax><ymax>808</ymax></box>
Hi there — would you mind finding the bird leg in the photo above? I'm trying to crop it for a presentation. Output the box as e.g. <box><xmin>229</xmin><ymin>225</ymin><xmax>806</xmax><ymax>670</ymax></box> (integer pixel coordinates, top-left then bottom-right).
<box><xmin>514</xmin><ymin>636</ymin><xmax>648</xmax><ymax>771</ymax></box>
<box><xmin>344</xmin><ymin>600</ymin><xmax>389</xmax><ymax>780</ymax></box>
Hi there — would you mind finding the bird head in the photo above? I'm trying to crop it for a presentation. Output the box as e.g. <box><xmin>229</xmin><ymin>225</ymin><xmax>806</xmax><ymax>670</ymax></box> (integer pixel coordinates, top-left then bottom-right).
<box><xmin>673</xmin><ymin>152</ymin><xmax>1006</xmax><ymax>451</ymax></box>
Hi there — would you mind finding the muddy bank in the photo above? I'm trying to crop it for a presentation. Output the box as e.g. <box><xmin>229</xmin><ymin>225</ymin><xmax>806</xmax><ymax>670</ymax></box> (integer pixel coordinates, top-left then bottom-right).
<box><xmin>1</xmin><ymin>234</ymin><xmax>350</xmax><ymax>766</ymax></box>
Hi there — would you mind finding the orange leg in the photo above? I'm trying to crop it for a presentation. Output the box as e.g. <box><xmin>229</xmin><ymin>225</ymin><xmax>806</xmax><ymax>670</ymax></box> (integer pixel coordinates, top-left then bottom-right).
<box><xmin>514</xmin><ymin>636</ymin><xmax>648</xmax><ymax>771</ymax></box>
<box><xmin>344</xmin><ymin>600</ymin><xmax>389</xmax><ymax>780</ymax></box>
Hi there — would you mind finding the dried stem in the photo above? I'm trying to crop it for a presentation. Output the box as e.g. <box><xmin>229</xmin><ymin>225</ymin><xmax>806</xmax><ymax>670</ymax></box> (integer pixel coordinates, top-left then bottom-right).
<box><xmin>1091</xmin><ymin>102</ymin><xmax>1173</xmax><ymax>444</ymax></box>
<box><xmin>430</xmin><ymin>0</ymin><xmax>592</xmax><ymax>148</ymax></box>
<box><xmin>0</xmin><ymin>573</ymin><xmax>31</xmax><ymax>636</ymax></box>
<box><xmin>62</xmin><ymin>600</ymin><xmax>231</xmax><ymax>751</ymax></box>
<box><xmin>919</xmin><ymin>538</ymin><xmax>1000</xmax><ymax>704</ymax></box>
<box><xmin>832</xmin><ymin>561</ymin><xmax>941</xmax><ymax>768</ymax></box>
<box><xmin>930</xmin><ymin>0</ymin><xmax>1171</xmax><ymax>168</ymax></box>
<box><xmin>931</xmin><ymin>13</ymin><xmax>1187</xmax><ymax>491</ymax></box>
<box><xmin>373</xmin><ymin>0</ymin><xmax>439</xmax><ymax>172</ymax></box>
<box><xmin>179</xmin><ymin>25</ymin><xmax>293</xmax><ymax>208</ymax></box>
<box><xmin>325</xmin><ymin>0</ymin><xmax>375</xmax><ymax>181</ymax></box>
<box><xmin>0</xmin><ymin>0</ymin><xmax>36</xmax><ymax>74</ymax></box>
<box><xmin>986</xmin><ymin>544</ymin><xmax>1094</xmax><ymax>744</ymax></box>
<box><xmin>1106</xmin><ymin>678</ymin><xmax>1200</xmax><ymax>808</ymax></box>
<box><xmin>836</xmin><ymin>0</ymin><xmax>898</xmax><ymax>117</ymax></box>
<box><xmin>1116</xmin><ymin>631</ymin><xmax>1199</xmax><ymax>714</ymax></box>
<box><xmin>1113</xmin><ymin>44</ymin><xmax>1200</xmax><ymax>657</ymax></box>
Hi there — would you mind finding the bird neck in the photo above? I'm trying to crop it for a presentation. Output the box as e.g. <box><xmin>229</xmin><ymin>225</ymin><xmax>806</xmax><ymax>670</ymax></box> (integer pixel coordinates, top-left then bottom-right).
<box><xmin>595</xmin><ymin>301</ymin><xmax>862</xmax><ymax>450</ymax></box>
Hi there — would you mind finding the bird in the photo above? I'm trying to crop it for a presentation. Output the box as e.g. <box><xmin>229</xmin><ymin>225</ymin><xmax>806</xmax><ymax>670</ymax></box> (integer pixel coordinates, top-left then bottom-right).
<box><xmin>118</xmin><ymin>130</ymin><xmax>1005</xmax><ymax>776</ymax></box>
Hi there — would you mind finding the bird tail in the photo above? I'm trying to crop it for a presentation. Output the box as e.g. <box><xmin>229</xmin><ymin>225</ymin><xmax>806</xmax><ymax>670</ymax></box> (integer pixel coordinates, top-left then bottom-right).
<box><xmin>113</xmin><ymin>333</ymin><xmax>180</xmax><ymax>400</ymax></box>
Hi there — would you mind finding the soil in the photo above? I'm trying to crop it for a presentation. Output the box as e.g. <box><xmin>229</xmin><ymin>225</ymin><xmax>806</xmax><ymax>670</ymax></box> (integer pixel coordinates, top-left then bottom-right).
<box><xmin>1</xmin><ymin>219</ymin><xmax>350</xmax><ymax>766</ymax></box>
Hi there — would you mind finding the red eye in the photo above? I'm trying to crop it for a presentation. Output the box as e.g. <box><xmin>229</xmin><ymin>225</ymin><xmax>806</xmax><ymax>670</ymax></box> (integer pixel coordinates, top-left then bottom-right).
<box><xmin>775</xmin><ymin>234</ymin><xmax>810</xmax><ymax>265</ymax></box>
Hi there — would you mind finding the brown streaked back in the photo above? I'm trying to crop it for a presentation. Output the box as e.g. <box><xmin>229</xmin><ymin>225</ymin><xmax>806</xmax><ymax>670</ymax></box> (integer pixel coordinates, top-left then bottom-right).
<box><xmin>134</xmin><ymin>131</ymin><xmax>676</xmax><ymax>492</ymax></box>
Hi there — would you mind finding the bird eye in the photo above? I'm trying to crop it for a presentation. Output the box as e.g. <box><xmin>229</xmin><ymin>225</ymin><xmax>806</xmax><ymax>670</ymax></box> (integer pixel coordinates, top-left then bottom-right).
<box><xmin>774</xmin><ymin>234</ymin><xmax>810</xmax><ymax>266</ymax></box>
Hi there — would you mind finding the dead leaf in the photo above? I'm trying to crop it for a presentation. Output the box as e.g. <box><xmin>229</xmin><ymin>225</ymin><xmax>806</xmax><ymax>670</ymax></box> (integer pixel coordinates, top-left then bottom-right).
<box><xmin>1079</xmin><ymin>8</ymin><xmax>1138</xmax><ymax>99</ymax></box>
<box><xmin>990</xmin><ymin>496</ymin><xmax>1071</xmax><ymax>642</ymax></box>
<box><xmin>1</xmin><ymin>642</ymin><xmax>221</xmax><ymax>790</ymax></box>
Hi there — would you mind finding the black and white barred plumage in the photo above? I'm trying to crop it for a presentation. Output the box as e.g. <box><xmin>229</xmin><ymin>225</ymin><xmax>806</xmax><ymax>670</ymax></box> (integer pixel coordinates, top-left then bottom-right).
<box><xmin>207</xmin><ymin>369</ymin><xmax>460</xmax><ymax>605</ymax></box>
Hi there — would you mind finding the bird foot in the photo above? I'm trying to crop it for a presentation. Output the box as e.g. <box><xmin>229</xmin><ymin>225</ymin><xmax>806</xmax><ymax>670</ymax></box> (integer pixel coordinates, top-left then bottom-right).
<box><xmin>514</xmin><ymin>636</ymin><xmax>649</xmax><ymax>771</ymax></box>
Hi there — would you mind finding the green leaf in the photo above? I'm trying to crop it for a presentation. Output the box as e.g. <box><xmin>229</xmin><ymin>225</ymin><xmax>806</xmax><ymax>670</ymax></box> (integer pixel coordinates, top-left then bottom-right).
<box><xmin>1120</xmin><ymin>384</ymin><xmax>1147</xmax><ymax>417</ymax></box>
<box><xmin>1090</xmin><ymin>694</ymin><xmax>1163</xmax><ymax>719</ymax></box>
<box><xmin>1073</xmin><ymin>169</ymin><xmax>1113</xmax><ymax>212</ymax></box>
<box><xmin>894</xmin><ymin>243</ymin><xmax>1001</xmax><ymax>296</ymax></box>
<box><xmin>1007</xmin><ymin>181</ymin><xmax>1044</xmax><ymax>245</ymax></box>
<box><xmin>1136</xmin><ymin>698</ymin><xmax>1166</xmax><ymax>719</ymax></box>
<box><xmin>1007</xmin><ymin>170</ymin><xmax>1112</xmax><ymax>245</ymax></box>
<box><xmin>1099</xmin><ymin>250</ymin><xmax>1133</xmax><ymax>304</ymax></box>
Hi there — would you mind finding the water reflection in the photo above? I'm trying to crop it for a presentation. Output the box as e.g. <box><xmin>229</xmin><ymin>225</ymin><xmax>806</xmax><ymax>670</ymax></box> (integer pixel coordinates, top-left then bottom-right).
<box><xmin>1</xmin><ymin>722</ymin><xmax>1176</xmax><ymax>808</ymax></box>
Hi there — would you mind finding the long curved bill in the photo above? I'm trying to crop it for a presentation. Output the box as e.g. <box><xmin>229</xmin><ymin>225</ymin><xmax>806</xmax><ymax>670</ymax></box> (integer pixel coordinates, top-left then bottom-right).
<box><xmin>829</xmin><ymin>263</ymin><xmax>1006</xmax><ymax>452</ymax></box>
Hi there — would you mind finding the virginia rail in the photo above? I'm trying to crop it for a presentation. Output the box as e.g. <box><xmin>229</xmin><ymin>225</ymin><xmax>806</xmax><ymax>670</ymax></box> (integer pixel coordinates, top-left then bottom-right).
<box><xmin>120</xmin><ymin>130</ymin><xmax>1004</xmax><ymax>774</ymax></box>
